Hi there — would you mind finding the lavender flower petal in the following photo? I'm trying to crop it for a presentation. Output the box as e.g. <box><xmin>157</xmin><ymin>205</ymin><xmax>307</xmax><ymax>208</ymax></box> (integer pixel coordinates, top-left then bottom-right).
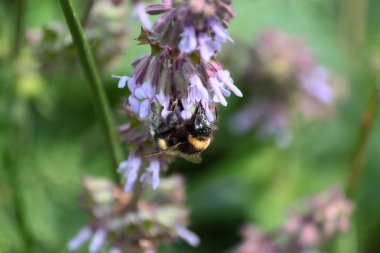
<box><xmin>179</xmin><ymin>26</ymin><xmax>198</xmax><ymax>54</ymax></box>
<box><xmin>135</xmin><ymin>85</ymin><xmax>147</xmax><ymax>100</ymax></box>
<box><xmin>209</xmin><ymin>77</ymin><xmax>227</xmax><ymax>106</ymax></box>
<box><xmin>217</xmin><ymin>69</ymin><xmax>243</xmax><ymax>97</ymax></box>
<box><xmin>198</xmin><ymin>33</ymin><xmax>221</xmax><ymax>61</ymax></box>
<box><xmin>188</xmin><ymin>74</ymin><xmax>209</xmax><ymax>103</ymax></box>
<box><xmin>301</xmin><ymin>67</ymin><xmax>335</xmax><ymax>104</ymax></box>
<box><xmin>67</xmin><ymin>227</ymin><xmax>92</xmax><ymax>251</ymax></box>
<box><xmin>89</xmin><ymin>229</ymin><xmax>107</xmax><ymax>253</ymax></box>
<box><xmin>180</xmin><ymin>98</ymin><xmax>192</xmax><ymax>119</ymax></box>
<box><xmin>176</xmin><ymin>225</ymin><xmax>200</xmax><ymax>247</ymax></box>
<box><xmin>112</xmin><ymin>74</ymin><xmax>130</xmax><ymax>89</ymax></box>
<box><xmin>139</xmin><ymin>99</ymin><xmax>151</xmax><ymax>119</ymax></box>
<box><xmin>209</xmin><ymin>18</ymin><xmax>233</xmax><ymax>43</ymax></box>
<box><xmin>143</xmin><ymin>80</ymin><xmax>156</xmax><ymax>99</ymax></box>
<box><xmin>140</xmin><ymin>159</ymin><xmax>161</xmax><ymax>190</ymax></box>
<box><xmin>132</xmin><ymin>2</ymin><xmax>152</xmax><ymax>29</ymax></box>
<box><xmin>128</xmin><ymin>95</ymin><xmax>141</xmax><ymax>115</ymax></box>
<box><xmin>110</xmin><ymin>247</ymin><xmax>122</xmax><ymax>253</ymax></box>
<box><xmin>127</xmin><ymin>77</ymin><xmax>137</xmax><ymax>94</ymax></box>
<box><xmin>117</xmin><ymin>157</ymin><xmax>142</xmax><ymax>192</ymax></box>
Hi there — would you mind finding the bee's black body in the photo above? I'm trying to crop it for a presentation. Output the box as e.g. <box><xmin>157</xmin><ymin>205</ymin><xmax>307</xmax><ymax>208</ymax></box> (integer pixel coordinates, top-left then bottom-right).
<box><xmin>149</xmin><ymin>103</ymin><xmax>214</xmax><ymax>163</ymax></box>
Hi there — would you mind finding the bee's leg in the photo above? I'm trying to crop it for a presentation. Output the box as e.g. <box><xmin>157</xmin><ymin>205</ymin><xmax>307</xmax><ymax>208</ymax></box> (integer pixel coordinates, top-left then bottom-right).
<box><xmin>149</xmin><ymin>110</ymin><xmax>163</xmax><ymax>137</ymax></box>
<box><xmin>169</xmin><ymin>99</ymin><xmax>178</xmax><ymax>111</ymax></box>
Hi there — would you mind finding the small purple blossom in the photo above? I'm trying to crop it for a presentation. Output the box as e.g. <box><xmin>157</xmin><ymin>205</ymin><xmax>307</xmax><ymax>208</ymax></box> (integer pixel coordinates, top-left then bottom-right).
<box><xmin>198</xmin><ymin>33</ymin><xmax>221</xmax><ymax>61</ymax></box>
<box><xmin>209</xmin><ymin>18</ymin><xmax>234</xmax><ymax>43</ymax></box>
<box><xmin>176</xmin><ymin>225</ymin><xmax>200</xmax><ymax>247</ymax></box>
<box><xmin>188</xmin><ymin>74</ymin><xmax>210</xmax><ymax>103</ymax></box>
<box><xmin>180</xmin><ymin>98</ymin><xmax>192</xmax><ymax>120</ymax></box>
<box><xmin>132</xmin><ymin>1</ymin><xmax>152</xmax><ymax>29</ymax></box>
<box><xmin>117</xmin><ymin>156</ymin><xmax>142</xmax><ymax>192</ymax></box>
<box><xmin>209</xmin><ymin>77</ymin><xmax>228</xmax><ymax>106</ymax></box>
<box><xmin>67</xmin><ymin>227</ymin><xmax>92</xmax><ymax>251</ymax></box>
<box><xmin>179</xmin><ymin>26</ymin><xmax>198</xmax><ymax>54</ymax></box>
<box><xmin>300</xmin><ymin>66</ymin><xmax>335</xmax><ymax>105</ymax></box>
<box><xmin>216</xmin><ymin>70</ymin><xmax>243</xmax><ymax>97</ymax></box>
<box><xmin>89</xmin><ymin>229</ymin><xmax>107</xmax><ymax>253</ymax></box>
<box><xmin>112</xmin><ymin>74</ymin><xmax>130</xmax><ymax>88</ymax></box>
<box><xmin>140</xmin><ymin>159</ymin><xmax>161</xmax><ymax>190</ymax></box>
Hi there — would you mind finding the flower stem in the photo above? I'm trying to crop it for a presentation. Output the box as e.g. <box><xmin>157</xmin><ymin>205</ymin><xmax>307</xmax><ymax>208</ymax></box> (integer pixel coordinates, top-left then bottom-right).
<box><xmin>346</xmin><ymin>86</ymin><xmax>379</xmax><ymax>198</ymax></box>
<box><xmin>11</xmin><ymin>0</ymin><xmax>25</xmax><ymax>58</ymax></box>
<box><xmin>58</xmin><ymin>0</ymin><xmax>123</xmax><ymax>176</ymax></box>
<box><xmin>128</xmin><ymin>169</ymin><xmax>145</xmax><ymax>211</ymax></box>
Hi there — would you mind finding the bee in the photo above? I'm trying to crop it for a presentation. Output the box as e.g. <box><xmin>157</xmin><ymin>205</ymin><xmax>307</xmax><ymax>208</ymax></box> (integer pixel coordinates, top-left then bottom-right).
<box><xmin>146</xmin><ymin>101</ymin><xmax>215</xmax><ymax>163</ymax></box>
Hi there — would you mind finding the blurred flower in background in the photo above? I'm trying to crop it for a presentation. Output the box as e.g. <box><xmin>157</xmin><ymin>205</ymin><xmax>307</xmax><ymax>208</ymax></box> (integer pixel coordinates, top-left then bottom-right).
<box><xmin>27</xmin><ymin>0</ymin><xmax>129</xmax><ymax>73</ymax></box>
<box><xmin>230</xmin><ymin>29</ymin><xmax>346</xmax><ymax>147</ymax></box>
<box><xmin>230</xmin><ymin>187</ymin><xmax>354</xmax><ymax>253</ymax></box>
<box><xmin>68</xmin><ymin>175</ymin><xmax>199</xmax><ymax>253</ymax></box>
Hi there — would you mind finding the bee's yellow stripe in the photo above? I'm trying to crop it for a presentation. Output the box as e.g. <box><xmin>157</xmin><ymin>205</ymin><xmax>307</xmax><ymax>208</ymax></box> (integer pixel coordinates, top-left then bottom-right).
<box><xmin>188</xmin><ymin>135</ymin><xmax>211</xmax><ymax>151</ymax></box>
<box><xmin>158</xmin><ymin>138</ymin><xmax>168</xmax><ymax>150</ymax></box>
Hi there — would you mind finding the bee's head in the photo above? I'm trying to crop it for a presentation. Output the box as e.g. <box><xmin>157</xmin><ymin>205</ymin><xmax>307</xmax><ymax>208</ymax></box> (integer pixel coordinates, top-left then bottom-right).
<box><xmin>191</xmin><ymin>104</ymin><xmax>213</xmax><ymax>137</ymax></box>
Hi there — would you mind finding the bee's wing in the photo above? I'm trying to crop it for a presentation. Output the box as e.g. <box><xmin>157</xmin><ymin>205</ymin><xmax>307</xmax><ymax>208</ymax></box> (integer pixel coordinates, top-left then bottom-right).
<box><xmin>179</xmin><ymin>153</ymin><xmax>203</xmax><ymax>164</ymax></box>
<box><xmin>141</xmin><ymin>143</ymin><xmax>180</xmax><ymax>159</ymax></box>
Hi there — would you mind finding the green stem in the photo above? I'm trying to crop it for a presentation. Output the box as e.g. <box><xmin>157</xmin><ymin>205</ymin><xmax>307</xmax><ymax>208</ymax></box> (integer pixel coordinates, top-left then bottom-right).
<box><xmin>12</xmin><ymin>0</ymin><xmax>25</xmax><ymax>58</ymax></box>
<box><xmin>346</xmin><ymin>86</ymin><xmax>379</xmax><ymax>198</ymax></box>
<box><xmin>58</xmin><ymin>0</ymin><xmax>123</xmax><ymax>176</ymax></box>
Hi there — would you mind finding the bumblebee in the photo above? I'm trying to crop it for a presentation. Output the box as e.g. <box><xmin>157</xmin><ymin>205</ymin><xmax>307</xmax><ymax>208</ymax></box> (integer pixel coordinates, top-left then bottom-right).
<box><xmin>148</xmin><ymin>102</ymin><xmax>215</xmax><ymax>163</ymax></box>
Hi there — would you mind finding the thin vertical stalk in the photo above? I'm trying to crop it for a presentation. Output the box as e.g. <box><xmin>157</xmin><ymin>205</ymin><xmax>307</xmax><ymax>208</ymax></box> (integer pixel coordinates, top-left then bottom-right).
<box><xmin>12</xmin><ymin>0</ymin><xmax>25</xmax><ymax>58</ymax></box>
<box><xmin>346</xmin><ymin>86</ymin><xmax>379</xmax><ymax>198</ymax></box>
<box><xmin>6</xmin><ymin>0</ymin><xmax>37</xmax><ymax>250</ymax></box>
<box><xmin>58</xmin><ymin>0</ymin><xmax>123</xmax><ymax>175</ymax></box>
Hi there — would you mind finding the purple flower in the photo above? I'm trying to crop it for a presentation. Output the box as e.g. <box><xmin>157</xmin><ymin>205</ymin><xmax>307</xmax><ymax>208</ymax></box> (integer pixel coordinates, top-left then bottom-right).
<box><xmin>110</xmin><ymin>247</ymin><xmax>122</xmax><ymax>253</ymax></box>
<box><xmin>140</xmin><ymin>159</ymin><xmax>161</xmax><ymax>190</ymax></box>
<box><xmin>209</xmin><ymin>77</ymin><xmax>228</xmax><ymax>106</ymax></box>
<box><xmin>181</xmin><ymin>98</ymin><xmax>192</xmax><ymax>120</ymax></box>
<box><xmin>156</xmin><ymin>90</ymin><xmax>171</xmax><ymax>118</ymax></box>
<box><xmin>300</xmin><ymin>66</ymin><xmax>335</xmax><ymax>104</ymax></box>
<box><xmin>67</xmin><ymin>227</ymin><xmax>92</xmax><ymax>251</ymax></box>
<box><xmin>208</xmin><ymin>18</ymin><xmax>233</xmax><ymax>43</ymax></box>
<box><xmin>179</xmin><ymin>26</ymin><xmax>198</xmax><ymax>54</ymax></box>
<box><xmin>188</xmin><ymin>74</ymin><xmax>209</xmax><ymax>103</ymax></box>
<box><xmin>198</xmin><ymin>33</ymin><xmax>221</xmax><ymax>61</ymax></box>
<box><xmin>176</xmin><ymin>225</ymin><xmax>200</xmax><ymax>247</ymax></box>
<box><xmin>132</xmin><ymin>2</ymin><xmax>152</xmax><ymax>30</ymax></box>
<box><xmin>128</xmin><ymin>95</ymin><xmax>140</xmax><ymax>115</ymax></box>
<box><xmin>130</xmin><ymin>81</ymin><xmax>156</xmax><ymax>119</ymax></box>
<box><xmin>89</xmin><ymin>229</ymin><xmax>107</xmax><ymax>253</ymax></box>
<box><xmin>216</xmin><ymin>70</ymin><xmax>243</xmax><ymax>97</ymax></box>
<box><xmin>117</xmin><ymin>156</ymin><xmax>142</xmax><ymax>192</ymax></box>
<box><xmin>112</xmin><ymin>74</ymin><xmax>130</xmax><ymax>88</ymax></box>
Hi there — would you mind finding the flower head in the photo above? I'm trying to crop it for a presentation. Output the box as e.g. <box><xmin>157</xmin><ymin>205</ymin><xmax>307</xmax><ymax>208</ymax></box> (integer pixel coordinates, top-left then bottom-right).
<box><xmin>230</xmin><ymin>187</ymin><xmax>353</xmax><ymax>253</ymax></box>
<box><xmin>68</xmin><ymin>175</ymin><xmax>198</xmax><ymax>252</ymax></box>
<box><xmin>146</xmin><ymin>0</ymin><xmax>235</xmax><ymax>56</ymax></box>
<box><xmin>114</xmin><ymin>29</ymin><xmax>242</xmax><ymax>122</ymax></box>
<box><xmin>230</xmin><ymin>29</ymin><xmax>343</xmax><ymax>146</ymax></box>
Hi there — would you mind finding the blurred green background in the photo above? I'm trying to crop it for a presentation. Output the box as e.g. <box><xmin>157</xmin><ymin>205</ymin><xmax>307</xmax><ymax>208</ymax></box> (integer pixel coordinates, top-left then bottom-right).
<box><xmin>1</xmin><ymin>0</ymin><xmax>380</xmax><ymax>252</ymax></box>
